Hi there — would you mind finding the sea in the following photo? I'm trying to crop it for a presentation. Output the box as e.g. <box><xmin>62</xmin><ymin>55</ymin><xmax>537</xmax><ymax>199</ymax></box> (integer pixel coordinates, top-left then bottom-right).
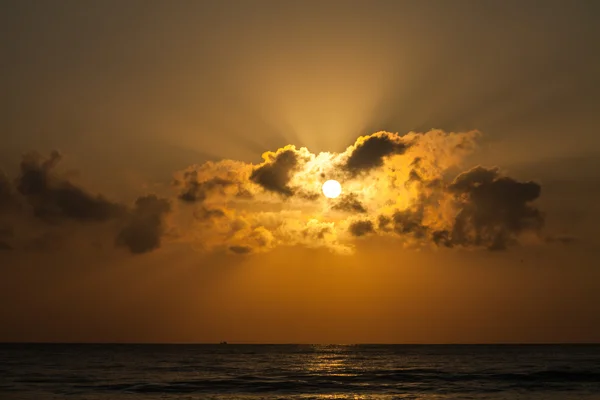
<box><xmin>1</xmin><ymin>344</ymin><xmax>599</xmax><ymax>399</ymax></box>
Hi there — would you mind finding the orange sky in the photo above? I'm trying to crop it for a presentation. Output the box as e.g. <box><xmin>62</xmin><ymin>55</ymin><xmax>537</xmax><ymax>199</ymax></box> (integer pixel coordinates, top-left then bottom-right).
<box><xmin>1</xmin><ymin>0</ymin><xmax>599</xmax><ymax>343</ymax></box>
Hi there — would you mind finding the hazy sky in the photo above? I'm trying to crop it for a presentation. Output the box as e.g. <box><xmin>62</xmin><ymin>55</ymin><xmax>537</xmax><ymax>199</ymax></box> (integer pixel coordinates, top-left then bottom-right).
<box><xmin>1</xmin><ymin>0</ymin><xmax>599</xmax><ymax>343</ymax></box>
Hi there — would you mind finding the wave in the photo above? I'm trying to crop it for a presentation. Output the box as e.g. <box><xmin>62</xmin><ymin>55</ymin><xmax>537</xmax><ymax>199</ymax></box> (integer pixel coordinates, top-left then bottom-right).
<box><xmin>62</xmin><ymin>369</ymin><xmax>600</xmax><ymax>395</ymax></box>
<box><xmin>3</xmin><ymin>345</ymin><xmax>600</xmax><ymax>398</ymax></box>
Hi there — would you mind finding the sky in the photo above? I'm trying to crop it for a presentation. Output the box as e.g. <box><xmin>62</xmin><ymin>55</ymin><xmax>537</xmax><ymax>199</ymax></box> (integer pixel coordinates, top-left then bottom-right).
<box><xmin>1</xmin><ymin>0</ymin><xmax>599</xmax><ymax>343</ymax></box>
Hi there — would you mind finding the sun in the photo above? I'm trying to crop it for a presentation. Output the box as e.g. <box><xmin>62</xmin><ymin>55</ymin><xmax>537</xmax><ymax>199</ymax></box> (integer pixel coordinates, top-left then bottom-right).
<box><xmin>322</xmin><ymin>179</ymin><xmax>342</xmax><ymax>198</ymax></box>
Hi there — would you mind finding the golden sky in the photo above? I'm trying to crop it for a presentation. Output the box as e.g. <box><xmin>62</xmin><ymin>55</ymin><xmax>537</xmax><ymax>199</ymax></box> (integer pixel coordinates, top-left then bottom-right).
<box><xmin>1</xmin><ymin>0</ymin><xmax>599</xmax><ymax>343</ymax></box>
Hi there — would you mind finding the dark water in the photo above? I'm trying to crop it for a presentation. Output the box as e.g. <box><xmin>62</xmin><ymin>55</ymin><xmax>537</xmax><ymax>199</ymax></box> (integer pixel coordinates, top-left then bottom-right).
<box><xmin>1</xmin><ymin>344</ymin><xmax>599</xmax><ymax>399</ymax></box>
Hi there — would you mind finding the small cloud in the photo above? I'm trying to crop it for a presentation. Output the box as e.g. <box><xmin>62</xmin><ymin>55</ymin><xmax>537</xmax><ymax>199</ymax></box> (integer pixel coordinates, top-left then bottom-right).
<box><xmin>178</xmin><ymin>174</ymin><xmax>234</xmax><ymax>203</ymax></box>
<box><xmin>116</xmin><ymin>195</ymin><xmax>171</xmax><ymax>254</ymax></box>
<box><xmin>229</xmin><ymin>245</ymin><xmax>252</xmax><ymax>254</ymax></box>
<box><xmin>349</xmin><ymin>220</ymin><xmax>375</xmax><ymax>237</ymax></box>
<box><xmin>391</xmin><ymin>210</ymin><xmax>426</xmax><ymax>237</ymax></box>
<box><xmin>344</xmin><ymin>132</ymin><xmax>410</xmax><ymax>173</ymax></box>
<box><xmin>193</xmin><ymin>206</ymin><xmax>226</xmax><ymax>221</ymax></box>
<box><xmin>446</xmin><ymin>166</ymin><xmax>544</xmax><ymax>250</ymax></box>
<box><xmin>332</xmin><ymin>193</ymin><xmax>367</xmax><ymax>213</ymax></box>
<box><xmin>250</xmin><ymin>147</ymin><xmax>299</xmax><ymax>196</ymax></box>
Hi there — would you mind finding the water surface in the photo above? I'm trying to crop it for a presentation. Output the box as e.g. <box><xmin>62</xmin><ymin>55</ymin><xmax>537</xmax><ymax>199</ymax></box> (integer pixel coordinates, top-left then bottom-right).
<box><xmin>1</xmin><ymin>344</ymin><xmax>599</xmax><ymax>399</ymax></box>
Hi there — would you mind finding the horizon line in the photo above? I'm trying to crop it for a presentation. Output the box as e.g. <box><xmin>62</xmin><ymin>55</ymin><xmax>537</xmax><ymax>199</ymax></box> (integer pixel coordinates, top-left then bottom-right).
<box><xmin>1</xmin><ymin>341</ymin><xmax>599</xmax><ymax>346</ymax></box>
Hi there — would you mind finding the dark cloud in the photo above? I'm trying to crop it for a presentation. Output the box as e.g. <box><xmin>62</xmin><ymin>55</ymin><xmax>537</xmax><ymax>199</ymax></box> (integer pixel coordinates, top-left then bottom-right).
<box><xmin>229</xmin><ymin>245</ymin><xmax>252</xmax><ymax>254</ymax></box>
<box><xmin>250</xmin><ymin>149</ymin><xmax>298</xmax><ymax>196</ymax></box>
<box><xmin>406</xmin><ymin>157</ymin><xmax>424</xmax><ymax>184</ymax></box>
<box><xmin>296</xmin><ymin>190</ymin><xmax>321</xmax><ymax>201</ymax></box>
<box><xmin>432</xmin><ymin>230</ymin><xmax>453</xmax><ymax>248</ymax></box>
<box><xmin>349</xmin><ymin>220</ymin><xmax>375</xmax><ymax>237</ymax></box>
<box><xmin>446</xmin><ymin>166</ymin><xmax>544</xmax><ymax>250</ymax></box>
<box><xmin>391</xmin><ymin>210</ymin><xmax>427</xmax><ymax>238</ymax></box>
<box><xmin>332</xmin><ymin>193</ymin><xmax>367</xmax><ymax>213</ymax></box>
<box><xmin>378</xmin><ymin>215</ymin><xmax>391</xmax><ymax>231</ymax></box>
<box><xmin>407</xmin><ymin>169</ymin><xmax>422</xmax><ymax>183</ymax></box>
<box><xmin>178</xmin><ymin>172</ymin><xmax>234</xmax><ymax>203</ymax></box>
<box><xmin>378</xmin><ymin>210</ymin><xmax>428</xmax><ymax>238</ymax></box>
<box><xmin>116</xmin><ymin>195</ymin><xmax>171</xmax><ymax>254</ymax></box>
<box><xmin>345</xmin><ymin>133</ymin><xmax>410</xmax><ymax>173</ymax></box>
<box><xmin>0</xmin><ymin>151</ymin><xmax>174</xmax><ymax>255</ymax></box>
<box><xmin>16</xmin><ymin>151</ymin><xmax>125</xmax><ymax>222</ymax></box>
<box><xmin>375</xmin><ymin>165</ymin><xmax>545</xmax><ymax>251</ymax></box>
<box><xmin>236</xmin><ymin>188</ymin><xmax>254</xmax><ymax>199</ymax></box>
<box><xmin>302</xmin><ymin>224</ymin><xmax>332</xmax><ymax>240</ymax></box>
<box><xmin>448</xmin><ymin>166</ymin><xmax>501</xmax><ymax>193</ymax></box>
<box><xmin>193</xmin><ymin>206</ymin><xmax>226</xmax><ymax>221</ymax></box>
<box><xmin>0</xmin><ymin>171</ymin><xmax>13</xmax><ymax>209</ymax></box>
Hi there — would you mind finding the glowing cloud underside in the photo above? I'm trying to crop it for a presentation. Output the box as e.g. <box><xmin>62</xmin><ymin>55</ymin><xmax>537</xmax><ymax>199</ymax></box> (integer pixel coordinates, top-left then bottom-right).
<box><xmin>173</xmin><ymin>130</ymin><xmax>546</xmax><ymax>255</ymax></box>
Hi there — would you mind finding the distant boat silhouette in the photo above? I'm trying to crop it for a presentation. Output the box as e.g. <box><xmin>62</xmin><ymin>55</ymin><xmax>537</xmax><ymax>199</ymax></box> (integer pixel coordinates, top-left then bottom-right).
<box><xmin>219</xmin><ymin>341</ymin><xmax>228</xmax><ymax>345</ymax></box>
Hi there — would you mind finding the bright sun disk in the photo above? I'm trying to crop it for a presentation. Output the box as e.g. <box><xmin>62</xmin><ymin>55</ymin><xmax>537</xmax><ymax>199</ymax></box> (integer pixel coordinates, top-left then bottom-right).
<box><xmin>322</xmin><ymin>179</ymin><xmax>342</xmax><ymax>199</ymax></box>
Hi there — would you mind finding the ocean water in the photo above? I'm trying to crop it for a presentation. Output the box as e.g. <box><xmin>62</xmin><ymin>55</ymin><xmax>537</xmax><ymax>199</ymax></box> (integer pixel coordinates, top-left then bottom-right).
<box><xmin>1</xmin><ymin>344</ymin><xmax>599</xmax><ymax>399</ymax></box>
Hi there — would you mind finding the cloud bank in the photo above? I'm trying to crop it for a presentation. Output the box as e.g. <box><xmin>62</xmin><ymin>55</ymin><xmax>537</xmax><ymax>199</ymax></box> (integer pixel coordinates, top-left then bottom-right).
<box><xmin>0</xmin><ymin>151</ymin><xmax>171</xmax><ymax>254</ymax></box>
<box><xmin>0</xmin><ymin>130</ymin><xmax>550</xmax><ymax>255</ymax></box>
<box><xmin>171</xmin><ymin>129</ymin><xmax>546</xmax><ymax>254</ymax></box>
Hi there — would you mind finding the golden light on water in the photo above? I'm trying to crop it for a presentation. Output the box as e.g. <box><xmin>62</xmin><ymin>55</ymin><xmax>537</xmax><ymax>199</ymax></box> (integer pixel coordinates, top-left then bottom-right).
<box><xmin>322</xmin><ymin>180</ymin><xmax>342</xmax><ymax>199</ymax></box>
